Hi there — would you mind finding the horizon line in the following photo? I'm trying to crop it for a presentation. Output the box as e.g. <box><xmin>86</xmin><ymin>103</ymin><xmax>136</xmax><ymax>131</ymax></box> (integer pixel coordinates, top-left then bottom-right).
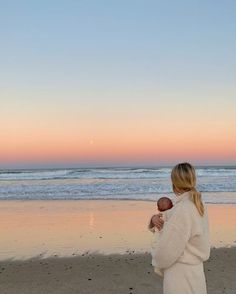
<box><xmin>1</xmin><ymin>164</ymin><xmax>236</xmax><ymax>170</ymax></box>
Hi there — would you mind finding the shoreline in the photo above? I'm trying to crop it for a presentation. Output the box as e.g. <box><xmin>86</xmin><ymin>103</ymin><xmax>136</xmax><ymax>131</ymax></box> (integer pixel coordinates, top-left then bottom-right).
<box><xmin>0</xmin><ymin>198</ymin><xmax>236</xmax><ymax>204</ymax></box>
<box><xmin>0</xmin><ymin>247</ymin><xmax>235</xmax><ymax>294</ymax></box>
<box><xmin>1</xmin><ymin>193</ymin><xmax>236</xmax><ymax>205</ymax></box>
<box><xmin>0</xmin><ymin>200</ymin><xmax>236</xmax><ymax>260</ymax></box>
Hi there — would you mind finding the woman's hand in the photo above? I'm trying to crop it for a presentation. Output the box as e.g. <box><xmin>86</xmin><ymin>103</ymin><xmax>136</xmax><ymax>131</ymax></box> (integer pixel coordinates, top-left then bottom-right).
<box><xmin>151</xmin><ymin>213</ymin><xmax>164</xmax><ymax>231</ymax></box>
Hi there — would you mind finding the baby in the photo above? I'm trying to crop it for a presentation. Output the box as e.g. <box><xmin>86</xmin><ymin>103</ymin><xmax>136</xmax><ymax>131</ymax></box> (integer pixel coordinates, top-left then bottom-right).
<box><xmin>148</xmin><ymin>197</ymin><xmax>173</xmax><ymax>277</ymax></box>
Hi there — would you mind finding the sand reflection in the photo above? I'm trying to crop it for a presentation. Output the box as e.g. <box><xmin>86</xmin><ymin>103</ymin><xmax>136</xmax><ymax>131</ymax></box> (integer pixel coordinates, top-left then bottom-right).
<box><xmin>89</xmin><ymin>212</ymin><xmax>95</xmax><ymax>230</ymax></box>
<box><xmin>0</xmin><ymin>200</ymin><xmax>235</xmax><ymax>260</ymax></box>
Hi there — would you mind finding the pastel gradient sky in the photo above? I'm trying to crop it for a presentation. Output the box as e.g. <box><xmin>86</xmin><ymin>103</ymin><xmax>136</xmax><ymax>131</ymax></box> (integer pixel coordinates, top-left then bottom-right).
<box><xmin>1</xmin><ymin>0</ymin><xmax>236</xmax><ymax>168</ymax></box>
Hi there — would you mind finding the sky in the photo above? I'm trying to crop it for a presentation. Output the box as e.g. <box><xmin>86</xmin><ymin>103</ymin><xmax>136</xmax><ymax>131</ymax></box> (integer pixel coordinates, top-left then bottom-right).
<box><xmin>0</xmin><ymin>0</ymin><xmax>236</xmax><ymax>168</ymax></box>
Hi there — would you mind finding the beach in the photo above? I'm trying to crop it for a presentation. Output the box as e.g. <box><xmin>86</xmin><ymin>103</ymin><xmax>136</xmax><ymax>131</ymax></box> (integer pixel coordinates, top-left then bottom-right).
<box><xmin>0</xmin><ymin>200</ymin><xmax>235</xmax><ymax>293</ymax></box>
<box><xmin>2</xmin><ymin>0</ymin><xmax>236</xmax><ymax>291</ymax></box>
<box><xmin>0</xmin><ymin>247</ymin><xmax>236</xmax><ymax>294</ymax></box>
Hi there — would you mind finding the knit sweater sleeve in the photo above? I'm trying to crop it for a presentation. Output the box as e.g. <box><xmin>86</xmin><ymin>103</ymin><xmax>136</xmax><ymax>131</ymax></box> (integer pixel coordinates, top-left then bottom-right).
<box><xmin>153</xmin><ymin>205</ymin><xmax>191</xmax><ymax>269</ymax></box>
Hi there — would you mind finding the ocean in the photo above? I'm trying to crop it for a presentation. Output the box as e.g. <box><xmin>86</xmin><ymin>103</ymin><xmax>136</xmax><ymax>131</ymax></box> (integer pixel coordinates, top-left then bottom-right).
<box><xmin>0</xmin><ymin>166</ymin><xmax>236</xmax><ymax>203</ymax></box>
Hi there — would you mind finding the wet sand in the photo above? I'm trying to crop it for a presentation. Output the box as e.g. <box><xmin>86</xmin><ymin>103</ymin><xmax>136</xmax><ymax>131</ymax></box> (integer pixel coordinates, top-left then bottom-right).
<box><xmin>0</xmin><ymin>200</ymin><xmax>236</xmax><ymax>293</ymax></box>
<box><xmin>0</xmin><ymin>247</ymin><xmax>235</xmax><ymax>294</ymax></box>
<box><xmin>0</xmin><ymin>200</ymin><xmax>236</xmax><ymax>259</ymax></box>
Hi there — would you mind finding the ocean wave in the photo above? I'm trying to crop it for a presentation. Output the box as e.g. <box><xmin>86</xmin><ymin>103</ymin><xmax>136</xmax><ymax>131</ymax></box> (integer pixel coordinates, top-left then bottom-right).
<box><xmin>0</xmin><ymin>167</ymin><xmax>236</xmax><ymax>180</ymax></box>
<box><xmin>0</xmin><ymin>167</ymin><xmax>236</xmax><ymax>203</ymax></box>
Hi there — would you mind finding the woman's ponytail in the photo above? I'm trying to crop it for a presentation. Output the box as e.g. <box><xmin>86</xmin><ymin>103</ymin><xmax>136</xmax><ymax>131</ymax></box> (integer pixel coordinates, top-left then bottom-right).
<box><xmin>171</xmin><ymin>162</ymin><xmax>205</xmax><ymax>217</ymax></box>
<box><xmin>190</xmin><ymin>187</ymin><xmax>204</xmax><ymax>216</ymax></box>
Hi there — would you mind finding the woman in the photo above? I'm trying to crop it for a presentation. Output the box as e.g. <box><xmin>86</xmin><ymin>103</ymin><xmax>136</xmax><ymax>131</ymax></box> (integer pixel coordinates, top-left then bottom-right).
<box><xmin>150</xmin><ymin>162</ymin><xmax>210</xmax><ymax>294</ymax></box>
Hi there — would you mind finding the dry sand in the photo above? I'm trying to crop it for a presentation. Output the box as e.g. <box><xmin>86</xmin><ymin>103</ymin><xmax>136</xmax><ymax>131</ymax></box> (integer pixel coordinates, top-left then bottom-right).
<box><xmin>0</xmin><ymin>247</ymin><xmax>235</xmax><ymax>294</ymax></box>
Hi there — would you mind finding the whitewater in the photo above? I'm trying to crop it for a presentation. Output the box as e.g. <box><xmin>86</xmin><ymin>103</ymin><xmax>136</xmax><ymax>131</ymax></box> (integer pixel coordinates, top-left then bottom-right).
<box><xmin>0</xmin><ymin>167</ymin><xmax>236</xmax><ymax>203</ymax></box>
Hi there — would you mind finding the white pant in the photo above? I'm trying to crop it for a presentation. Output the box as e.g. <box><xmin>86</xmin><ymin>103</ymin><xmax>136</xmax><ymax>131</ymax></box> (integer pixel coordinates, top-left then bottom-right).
<box><xmin>163</xmin><ymin>262</ymin><xmax>207</xmax><ymax>294</ymax></box>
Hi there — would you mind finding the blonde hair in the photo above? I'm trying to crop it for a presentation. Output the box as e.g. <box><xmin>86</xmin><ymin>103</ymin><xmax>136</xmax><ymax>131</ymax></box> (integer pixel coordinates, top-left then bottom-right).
<box><xmin>171</xmin><ymin>162</ymin><xmax>204</xmax><ymax>216</ymax></box>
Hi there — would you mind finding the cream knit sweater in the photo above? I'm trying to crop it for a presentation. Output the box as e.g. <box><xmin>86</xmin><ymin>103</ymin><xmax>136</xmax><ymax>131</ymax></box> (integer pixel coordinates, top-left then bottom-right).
<box><xmin>152</xmin><ymin>191</ymin><xmax>210</xmax><ymax>270</ymax></box>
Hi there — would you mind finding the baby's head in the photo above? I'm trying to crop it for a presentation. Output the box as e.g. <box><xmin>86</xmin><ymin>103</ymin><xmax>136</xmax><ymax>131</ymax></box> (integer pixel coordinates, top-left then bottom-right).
<box><xmin>157</xmin><ymin>197</ymin><xmax>173</xmax><ymax>212</ymax></box>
